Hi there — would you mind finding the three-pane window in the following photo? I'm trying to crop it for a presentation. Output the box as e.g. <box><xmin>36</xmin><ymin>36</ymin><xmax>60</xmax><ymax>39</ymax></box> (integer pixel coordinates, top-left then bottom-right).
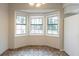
<box><xmin>15</xmin><ymin>15</ymin><xmax>59</xmax><ymax>36</ymax></box>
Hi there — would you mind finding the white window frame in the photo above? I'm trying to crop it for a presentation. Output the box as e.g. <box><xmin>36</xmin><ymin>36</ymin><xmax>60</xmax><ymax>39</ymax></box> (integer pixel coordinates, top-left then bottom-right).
<box><xmin>29</xmin><ymin>16</ymin><xmax>44</xmax><ymax>35</ymax></box>
<box><xmin>46</xmin><ymin>15</ymin><xmax>59</xmax><ymax>37</ymax></box>
<box><xmin>15</xmin><ymin>14</ymin><xmax>28</xmax><ymax>36</ymax></box>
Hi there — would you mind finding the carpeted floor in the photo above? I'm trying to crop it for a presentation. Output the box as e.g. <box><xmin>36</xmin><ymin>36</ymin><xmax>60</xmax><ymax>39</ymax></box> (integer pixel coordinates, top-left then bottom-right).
<box><xmin>1</xmin><ymin>46</ymin><xmax>68</xmax><ymax>56</ymax></box>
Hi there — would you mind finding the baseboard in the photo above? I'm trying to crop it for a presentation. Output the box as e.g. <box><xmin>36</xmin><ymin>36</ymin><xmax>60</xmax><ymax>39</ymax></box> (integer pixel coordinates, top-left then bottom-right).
<box><xmin>9</xmin><ymin>45</ymin><xmax>60</xmax><ymax>51</ymax></box>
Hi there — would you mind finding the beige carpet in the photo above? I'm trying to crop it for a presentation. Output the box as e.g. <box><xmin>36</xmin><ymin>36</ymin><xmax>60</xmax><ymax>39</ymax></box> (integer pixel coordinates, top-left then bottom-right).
<box><xmin>1</xmin><ymin>46</ymin><xmax>68</xmax><ymax>56</ymax></box>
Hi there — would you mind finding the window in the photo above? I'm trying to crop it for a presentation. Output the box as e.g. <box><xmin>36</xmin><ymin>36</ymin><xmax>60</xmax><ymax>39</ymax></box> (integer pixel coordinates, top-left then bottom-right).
<box><xmin>30</xmin><ymin>16</ymin><xmax>43</xmax><ymax>34</ymax></box>
<box><xmin>47</xmin><ymin>16</ymin><xmax>59</xmax><ymax>35</ymax></box>
<box><xmin>16</xmin><ymin>16</ymin><xmax>26</xmax><ymax>35</ymax></box>
<box><xmin>15</xmin><ymin>14</ymin><xmax>59</xmax><ymax>36</ymax></box>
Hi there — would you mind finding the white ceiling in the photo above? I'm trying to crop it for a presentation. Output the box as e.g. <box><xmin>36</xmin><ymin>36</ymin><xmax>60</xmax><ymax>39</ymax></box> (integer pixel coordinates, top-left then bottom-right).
<box><xmin>14</xmin><ymin>3</ymin><xmax>61</xmax><ymax>14</ymax></box>
<box><xmin>20</xmin><ymin>9</ymin><xmax>56</xmax><ymax>13</ymax></box>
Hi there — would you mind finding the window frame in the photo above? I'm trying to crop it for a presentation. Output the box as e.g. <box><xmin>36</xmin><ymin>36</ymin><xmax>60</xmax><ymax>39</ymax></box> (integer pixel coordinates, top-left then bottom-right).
<box><xmin>29</xmin><ymin>16</ymin><xmax>44</xmax><ymax>35</ymax></box>
<box><xmin>15</xmin><ymin>15</ymin><xmax>28</xmax><ymax>36</ymax></box>
<box><xmin>46</xmin><ymin>15</ymin><xmax>59</xmax><ymax>36</ymax></box>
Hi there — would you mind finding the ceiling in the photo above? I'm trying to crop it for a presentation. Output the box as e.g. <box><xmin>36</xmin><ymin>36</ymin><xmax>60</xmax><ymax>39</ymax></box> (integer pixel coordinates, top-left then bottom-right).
<box><xmin>14</xmin><ymin>3</ymin><xmax>61</xmax><ymax>14</ymax></box>
<box><xmin>20</xmin><ymin>9</ymin><xmax>56</xmax><ymax>14</ymax></box>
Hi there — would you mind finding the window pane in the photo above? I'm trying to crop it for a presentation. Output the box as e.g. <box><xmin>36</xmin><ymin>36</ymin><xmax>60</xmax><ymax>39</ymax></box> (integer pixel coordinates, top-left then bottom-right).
<box><xmin>31</xmin><ymin>18</ymin><xmax>42</xmax><ymax>24</ymax></box>
<box><xmin>16</xmin><ymin>29</ymin><xmax>26</xmax><ymax>34</ymax></box>
<box><xmin>48</xmin><ymin>25</ymin><xmax>58</xmax><ymax>30</ymax></box>
<box><xmin>47</xmin><ymin>16</ymin><xmax>59</xmax><ymax>35</ymax></box>
<box><xmin>16</xmin><ymin>25</ymin><xmax>21</xmax><ymax>30</ymax></box>
<box><xmin>48</xmin><ymin>25</ymin><xmax>58</xmax><ymax>34</ymax></box>
<box><xmin>48</xmin><ymin>16</ymin><xmax>58</xmax><ymax>24</ymax></box>
<box><xmin>48</xmin><ymin>17</ymin><xmax>54</xmax><ymax>24</ymax></box>
<box><xmin>53</xmin><ymin>17</ymin><xmax>58</xmax><ymax>24</ymax></box>
<box><xmin>16</xmin><ymin>25</ymin><xmax>26</xmax><ymax>30</ymax></box>
<box><xmin>16</xmin><ymin>25</ymin><xmax>26</xmax><ymax>35</ymax></box>
<box><xmin>31</xmin><ymin>25</ymin><xmax>42</xmax><ymax>30</ymax></box>
<box><xmin>21</xmin><ymin>25</ymin><xmax>26</xmax><ymax>30</ymax></box>
<box><xmin>30</xmin><ymin>25</ymin><xmax>43</xmax><ymax>34</ymax></box>
<box><xmin>16</xmin><ymin>16</ymin><xmax>26</xmax><ymax>24</ymax></box>
<box><xmin>16</xmin><ymin>16</ymin><xmax>26</xmax><ymax>35</ymax></box>
<box><xmin>48</xmin><ymin>30</ymin><xmax>58</xmax><ymax>34</ymax></box>
<box><xmin>30</xmin><ymin>17</ymin><xmax>43</xmax><ymax>34</ymax></box>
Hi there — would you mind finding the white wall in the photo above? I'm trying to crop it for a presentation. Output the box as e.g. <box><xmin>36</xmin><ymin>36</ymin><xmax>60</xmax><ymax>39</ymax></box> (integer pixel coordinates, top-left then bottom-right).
<box><xmin>15</xmin><ymin>36</ymin><xmax>59</xmax><ymax>49</ymax></box>
<box><xmin>64</xmin><ymin>14</ymin><xmax>79</xmax><ymax>56</ymax></box>
<box><xmin>0</xmin><ymin>4</ymin><xmax>8</xmax><ymax>55</ymax></box>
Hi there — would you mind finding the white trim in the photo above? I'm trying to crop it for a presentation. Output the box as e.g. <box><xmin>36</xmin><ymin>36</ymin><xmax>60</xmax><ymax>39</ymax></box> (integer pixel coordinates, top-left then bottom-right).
<box><xmin>15</xmin><ymin>13</ymin><xmax>28</xmax><ymax>36</ymax></box>
<box><xmin>46</xmin><ymin>15</ymin><xmax>59</xmax><ymax>36</ymax></box>
<box><xmin>29</xmin><ymin>16</ymin><xmax>44</xmax><ymax>35</ymax></box>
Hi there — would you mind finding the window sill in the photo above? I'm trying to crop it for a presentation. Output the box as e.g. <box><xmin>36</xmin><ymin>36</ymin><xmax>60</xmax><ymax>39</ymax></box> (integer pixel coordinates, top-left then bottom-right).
<box><xmin>15</xmin><ymin>34</ymin><xmax>27</xmax><ymax>37</ymax></box>
<box><xmin>29</xmin><ymin>34</ymin><xmax>44</xmax><ymax>36</ymax></box>
<box><xmin>46</xmin><ymin>34</ymin><xmax>59</xmax><ymax>37</ymax></box>
<box><xmin>15</xmin><ymin>34</ymin><xmax>59</xmax><ymax>37</ymax></box>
